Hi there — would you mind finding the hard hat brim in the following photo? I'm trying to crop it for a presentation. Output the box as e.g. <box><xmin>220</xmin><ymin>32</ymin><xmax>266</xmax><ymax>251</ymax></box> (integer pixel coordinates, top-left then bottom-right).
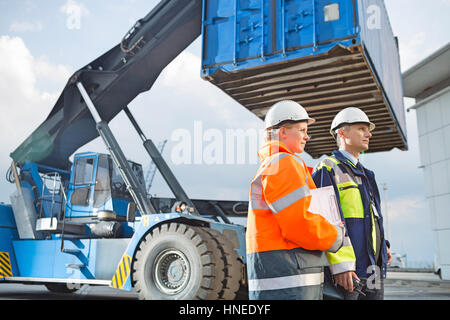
<box><xmin>267</xmin><ymin>117</ymin><xmax>316</xmax><ymax>130</ymax></box>
<box><xmin>330</xmin><ymin>121</ymin><xmax>376</xmax><ymax>136</ymax></box>
<box><xmin>307</xmin><ymin>117</ymin><xmax>316</xmax><ymax>125</ymax></box>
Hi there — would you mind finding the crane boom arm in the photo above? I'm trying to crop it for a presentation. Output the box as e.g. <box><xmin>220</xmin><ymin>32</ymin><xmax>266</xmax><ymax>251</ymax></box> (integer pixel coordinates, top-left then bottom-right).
<box><xmin>11</xmin><ymin>0</ymin><xmax>203</xmax><ymax>170</ymax></box>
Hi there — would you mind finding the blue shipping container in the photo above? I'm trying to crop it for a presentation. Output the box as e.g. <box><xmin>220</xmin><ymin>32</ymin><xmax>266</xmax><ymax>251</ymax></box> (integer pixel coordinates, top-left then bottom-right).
<box><xmin>201</xmin><ymin>0</ymin><xmax>407</xmax><ymax>157</ymax></box>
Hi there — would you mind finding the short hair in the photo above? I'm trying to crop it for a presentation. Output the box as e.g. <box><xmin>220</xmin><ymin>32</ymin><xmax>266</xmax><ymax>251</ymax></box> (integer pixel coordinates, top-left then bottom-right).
<box><xmin>334</xmin><ymin>125</ymin><xmax>349</xmax><ymax>148</ymax></box>
<box><xmin>265</xmin><ymin>120</ymin><xmax>307</xmax><ymax>141</ymax></box>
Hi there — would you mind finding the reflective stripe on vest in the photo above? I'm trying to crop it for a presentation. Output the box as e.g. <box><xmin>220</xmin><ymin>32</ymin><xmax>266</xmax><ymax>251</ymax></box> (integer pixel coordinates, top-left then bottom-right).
<box><xmin>249</xmin><ymin>153</ymin><xmax>289</xmax><ymax>212</ymax></box>
<box><xmin>248</xmin><ymin>272</ymin><xmax>324</xmax><ymax>292</ymax></box>
<box><xmin>370</xmin><ymin>204</ymin><xmax>378</xmax><ymax>257</ymax></box>
<box><xmin>267</xmin><ymin>185</ymin><xmax>310</xmax><ymax>214</ymax></box>
<box><xmin>263</xmin><ymin>154</ymin><xmax>312</xmax><ymax>215</ymax></box>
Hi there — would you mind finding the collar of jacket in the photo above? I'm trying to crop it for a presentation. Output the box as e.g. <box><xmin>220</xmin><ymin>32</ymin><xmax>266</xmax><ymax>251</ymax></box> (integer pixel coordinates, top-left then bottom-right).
<box><xmin>332</xmin><ymin>150</ymin><xmax>365</xmax><ymax>175</ymax></box>
<box><xmin>257</xmin><ymin>140</ymin><xmax>294</xmax><ymax>162</ymax></box>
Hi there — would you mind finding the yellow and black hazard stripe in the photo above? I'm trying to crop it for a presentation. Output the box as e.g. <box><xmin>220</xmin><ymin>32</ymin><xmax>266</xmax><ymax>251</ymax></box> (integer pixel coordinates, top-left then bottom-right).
<box><xmin>111</xmin><ymin>254</ymin><xmax>132</xmax><ymax>289</ymax></box>
<box><xmin>0</xmin><ymin>252</ymin><xmax>13</xmax><ymax>278</ymax></box>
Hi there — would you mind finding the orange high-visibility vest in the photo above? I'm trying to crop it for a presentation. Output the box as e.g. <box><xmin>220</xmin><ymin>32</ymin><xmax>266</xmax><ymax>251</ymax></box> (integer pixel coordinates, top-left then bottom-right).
<box><xmin>247</xmin><ymin>141</ymin><xmax>338</xmax><ymax>253</ymax></box>
<box><xmin>246</xmin><ymin>141</ymin><xmax>341</xmax><ymax>299</ymax></box>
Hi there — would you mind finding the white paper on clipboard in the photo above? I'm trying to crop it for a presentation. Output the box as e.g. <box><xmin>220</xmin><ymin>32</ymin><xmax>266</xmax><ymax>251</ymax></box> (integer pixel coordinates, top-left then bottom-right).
<box><xmin>308</xmin><ymin>186</ymin><xmax>342</xmax><ymax>225</ymax></box>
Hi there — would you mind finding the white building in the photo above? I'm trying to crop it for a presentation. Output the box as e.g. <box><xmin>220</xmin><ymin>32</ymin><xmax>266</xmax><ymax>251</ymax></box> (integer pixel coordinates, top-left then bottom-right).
<box><xmin>403</xmin><ymin>43</ymin><xmax>450</xmax><ymax>279</ymax></box>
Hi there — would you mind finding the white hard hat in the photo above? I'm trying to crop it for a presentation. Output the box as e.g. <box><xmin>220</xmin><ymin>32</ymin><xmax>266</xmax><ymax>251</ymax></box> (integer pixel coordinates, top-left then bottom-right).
<box><xmin>265</xmin><ymin>100</ymin><xmax>315</xmax><ymax>129</ymax></box>
<box><xmin>330</xmin><ymin>107</ymin><xmax>375</xmax><ymax>136</ymax></box>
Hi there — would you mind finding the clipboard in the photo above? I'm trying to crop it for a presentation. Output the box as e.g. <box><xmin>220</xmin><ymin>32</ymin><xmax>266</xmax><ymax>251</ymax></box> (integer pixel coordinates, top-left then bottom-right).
<box><xmin>308</xmin><ymin>186</ymin><xmax>342</xmax><ymax>225</ymax></box>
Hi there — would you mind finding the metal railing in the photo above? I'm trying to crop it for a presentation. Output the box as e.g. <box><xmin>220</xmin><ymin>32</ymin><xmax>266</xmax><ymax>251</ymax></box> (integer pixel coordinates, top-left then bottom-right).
<box><xmin>39</xmin><ymin>172</ymin><xmax>67</xmax><ymax>223</ymax></box>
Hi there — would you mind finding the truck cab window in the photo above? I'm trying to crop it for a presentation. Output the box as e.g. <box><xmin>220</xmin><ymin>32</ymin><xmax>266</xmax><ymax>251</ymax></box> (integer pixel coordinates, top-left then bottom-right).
<box><xmin>93</xmin><ymin>155</ymin><xmax>111</xmax><ymax>208</ymax></box>
<box><xmin>74</xmin><ymin>158</ymin><xmax>94</xmax><ymax>185</ymax></box>
<box><xmin>71</xmin><ymin>157</ymin><xmax>95</xmax><ymax>207</ymax></box>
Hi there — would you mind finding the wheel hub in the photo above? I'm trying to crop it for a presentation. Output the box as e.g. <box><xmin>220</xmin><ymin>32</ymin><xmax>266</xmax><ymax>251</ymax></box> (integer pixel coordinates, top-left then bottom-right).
<box><xmin>153</xmin><ymin>249</ymin><xmax>190</xmax><ymax>295</ymax></box>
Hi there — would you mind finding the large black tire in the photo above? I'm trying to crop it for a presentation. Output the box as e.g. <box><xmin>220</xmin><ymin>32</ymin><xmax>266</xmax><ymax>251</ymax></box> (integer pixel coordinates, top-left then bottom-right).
<box><xmin>202</xmin><ymin>228</ymin><xmax>244</xmax><ymax>300</ymax></box>
<box><xmin>132</xmin><ymin>222</ymin><xmax>225</xmax><ymax>300</ymax></box>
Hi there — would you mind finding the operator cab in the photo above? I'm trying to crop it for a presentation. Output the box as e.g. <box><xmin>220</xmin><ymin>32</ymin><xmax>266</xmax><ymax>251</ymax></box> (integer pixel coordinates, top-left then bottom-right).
<box><xmin>66</xmin><ymin>152</ymin><xmax>145</xmax><ymax>221</ymax></box>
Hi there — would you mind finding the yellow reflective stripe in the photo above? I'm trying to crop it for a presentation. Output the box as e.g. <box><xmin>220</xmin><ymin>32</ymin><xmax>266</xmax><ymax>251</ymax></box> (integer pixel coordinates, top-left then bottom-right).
<box><xmin>337</xmin><ymin>181</ymin><xmax>358</xmax><ymax>188</ymax></box>
<box><xmin>0</xmin><ymin>253</ymin><xmax>10</xmax><ymax>269</ymax></box>
<box><xmin>0</xmin><ymin>252</ymin><xmax>13</xmax><ymax>278</ymax></box>
<box><xmin>337</xmin><ymin>182</ymin><xmax>364</xmax><ymax>218</ymax></box>
<box><xmin>110</xmin><ymin>254</ymin><xmax>132</xmax><ymax>289</ymax></box>
<box><xmin>345</xmin><ymin>159</ymin><xmax>357</xmax><ymax>169</ymax></box>
<box><xmin>112</xmin><ymin>274</ymin><xmax>117</xmax><ymax>288</ymax></box>
<box><xmin>327</xmin><ymin>156</ymin><xmax>340</xmax><ymax>165</ymax></box>
<box><xmin>370</xmin><ymin>206</ymin><xmax>377</xmax><ymax>255</ymax></box>
<box><xmin>120</xmin><ymin>259</ymin><xmax>126</xmax><ymax>284</ymax></box>
<box><xmin>117</xmin><ymin>272</ymin><xmax>122</xmax><ymax>289</ymax></box>
<box><xmin>316</xmin><ymin>163</ymin><xmax>332</xmax><ymax>172</ymax></box>
<box><xmin>314</xmin><ymin>156</ymin><xmax>340</xmax><ymax>173</ymax></box>
<box><xmin>326</xmin><ymin>245</ymin><xmax>356</xmax><ymax>265</ymax></box>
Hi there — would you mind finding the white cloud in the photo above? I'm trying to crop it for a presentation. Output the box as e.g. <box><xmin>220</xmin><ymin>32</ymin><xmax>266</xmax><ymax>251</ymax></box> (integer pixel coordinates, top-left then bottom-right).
<box><xmin>398</xmin><ymin>31</ymin><xmax>426</xmax><ymax>70</ymax></box>
<box><xmin>159</xmin><ymin>51</ymin><xmax>238</xmax><ymax>125</ymax></box>
<box><xmin>9</xmin><ymin>21</ymin><xmax>43</xmax><ymax>33</ymax></box>
<box><xmin>383</xmin><ymin>196</ymin><xmax>424</xmax><ymax>223</ymax></box>
<box><xmin>398</xmin><ymin>31</ymin><xmax>442</xmax><ymax>71</ymax></box>
<box><xmin>381</xmin><ymin>194</ymin><xmax>435</xmax><ymax>263</ymax></box>
<box><xmin>33</xmin><ymin>56</ymin><xmax>72</xmax><ymax>85</ymax></box>
<box><xmin>0</xmin><ymin>36</ymin><xmax>72</xmax><ymax>193</ymax></box>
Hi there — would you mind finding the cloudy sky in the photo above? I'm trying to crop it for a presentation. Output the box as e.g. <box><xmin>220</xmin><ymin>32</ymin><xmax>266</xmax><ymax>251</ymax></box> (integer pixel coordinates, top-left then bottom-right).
<box><xmin>0</xmin><ymin>0</ymin><xmax>449</xmax><ymax>267</ymax></box>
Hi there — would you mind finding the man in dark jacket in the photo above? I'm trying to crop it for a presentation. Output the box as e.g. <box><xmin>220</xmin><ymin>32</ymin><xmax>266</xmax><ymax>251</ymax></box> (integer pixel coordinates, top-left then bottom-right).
<box><xmin>312</xmin><ymin>107</ymin><xmax>392</xmax><ymax>300</ymax></box>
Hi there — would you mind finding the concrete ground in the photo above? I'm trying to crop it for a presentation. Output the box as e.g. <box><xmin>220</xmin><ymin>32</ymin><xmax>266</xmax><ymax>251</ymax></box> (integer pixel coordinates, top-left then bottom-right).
<box><xmin>384</xmin><ymin>270</ymin><xmax>450</xmax><ymax>300</ymax></box>
<box><xmin>0</xmin><ymin>270</ymin><xmax>448</xmax><ymax>300</ymax></box>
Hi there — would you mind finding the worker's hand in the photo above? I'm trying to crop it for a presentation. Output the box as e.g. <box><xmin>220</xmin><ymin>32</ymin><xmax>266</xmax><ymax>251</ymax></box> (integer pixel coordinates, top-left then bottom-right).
<box><xmin>387</xmin><ymin>246</ymin><xmax>392</xmax><ymax>266</ymax></box>
<box><xmin>334</xmin><ymin>271</ymin><xmax>360</xmax><ymax>292</ymax></box>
